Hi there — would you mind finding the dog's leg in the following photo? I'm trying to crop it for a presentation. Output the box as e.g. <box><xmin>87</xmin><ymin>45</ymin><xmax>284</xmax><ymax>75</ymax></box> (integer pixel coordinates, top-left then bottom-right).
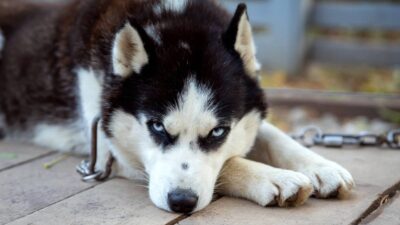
<box><xmin>247</xmin><ymin>121</ymin><xmax>355</xmax><ymax>198</ymax></box>
<box><xmin>218</xmin><ymin>157</ymin><xmax>313</xmax><ymax>207</ymax></box>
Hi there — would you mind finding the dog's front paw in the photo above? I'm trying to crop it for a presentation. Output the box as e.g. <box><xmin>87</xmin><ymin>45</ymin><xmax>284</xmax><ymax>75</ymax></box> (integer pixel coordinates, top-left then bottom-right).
<box><xmin>253</xmin><ymin>169</ymin><xmax>313</xmax><ymax>207</ymax></box>
<box><xmin>297</xmin><ymin>160</ymin><xmax>355</xmax><ymax>199</ymax></box>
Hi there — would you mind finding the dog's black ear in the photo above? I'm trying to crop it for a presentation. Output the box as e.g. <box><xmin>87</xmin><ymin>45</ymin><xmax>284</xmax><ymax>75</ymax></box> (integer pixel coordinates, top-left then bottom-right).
<box><xmin>112</xmin><ymin>22</ymin><xmax>149</xmax><ymax>78</ymax></box>
<box><xmin>223</xmin><ymin>3</ymin><xmax>260</xmax><ymax>77</ymax></box>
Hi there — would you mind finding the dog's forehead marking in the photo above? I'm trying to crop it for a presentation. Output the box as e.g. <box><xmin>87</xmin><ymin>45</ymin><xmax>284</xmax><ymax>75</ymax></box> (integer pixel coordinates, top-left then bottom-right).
<box><xmin>164</xmin><ymin>78</ymin><xmax>217</xmax><ymax>137</ymax></box>
<box><xmin>154</xmin><ymin>0</ymin><xmax>188</xmax><ymax>15</ymax></box>
<box><xmin>163</xmin><ymin>0</ymin><xmax>188</xmax><ymax>13</ymax></box>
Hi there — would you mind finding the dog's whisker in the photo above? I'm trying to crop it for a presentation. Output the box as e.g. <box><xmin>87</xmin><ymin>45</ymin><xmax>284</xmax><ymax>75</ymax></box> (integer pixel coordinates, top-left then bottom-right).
<box><xmin>214</xmin><ymin>182</ymin><xmax>228</xmax><ymax>190</ymax></box>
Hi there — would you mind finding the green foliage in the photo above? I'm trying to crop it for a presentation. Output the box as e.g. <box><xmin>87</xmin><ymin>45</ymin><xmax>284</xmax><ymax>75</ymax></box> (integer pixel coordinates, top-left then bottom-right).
<box><xmin>379</xmin><ymin>108</ymin><xmax>400</xmax><ymax>124</ymax></box>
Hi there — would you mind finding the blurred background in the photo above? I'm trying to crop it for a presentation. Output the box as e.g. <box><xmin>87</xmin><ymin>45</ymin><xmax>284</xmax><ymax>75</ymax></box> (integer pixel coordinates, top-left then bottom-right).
<box><xmin>27</xmin><ymin>0</ymin><xmax>400</xmax><ymax>135</ymax></box>
<box><xmin>222</xmin><ymin>0</ymin><xmax>400</xmax><ymax>135</ymax></box>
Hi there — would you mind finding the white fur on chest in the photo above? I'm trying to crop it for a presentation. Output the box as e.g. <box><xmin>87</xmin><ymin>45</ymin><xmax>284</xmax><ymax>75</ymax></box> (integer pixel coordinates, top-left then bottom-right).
<box><xmin>76</xmin><ymin>68</ymin><xmax>103</xmax><ymax>128</ymax></box>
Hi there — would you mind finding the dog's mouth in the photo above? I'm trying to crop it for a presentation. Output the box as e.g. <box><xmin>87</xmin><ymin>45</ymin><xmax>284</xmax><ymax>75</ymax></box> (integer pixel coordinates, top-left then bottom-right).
<box><xmin>147</xmin><ymin>164</ymin><xmax>217</xmax><ymax>214</ymax></box>
<box><xmin>149</xmin><ymin>185</ymin><xmax>214</xmax><ymax>214</ymax></box>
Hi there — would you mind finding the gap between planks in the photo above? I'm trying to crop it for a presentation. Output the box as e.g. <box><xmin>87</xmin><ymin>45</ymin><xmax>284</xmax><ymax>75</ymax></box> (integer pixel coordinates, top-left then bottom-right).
<box><xmin>164</xmin><ymin>195</ymin><xmax>224</xmax><ymax>225</ymax></box>
<box><xmin>0</xmin><ymin>151</ymin><xmax>56</xmax><ymax>173</ymax></box>
<box><xmin>351</xmin><ymin>180</ymin><xmax>400</xmax><ymax>225</ymax></box>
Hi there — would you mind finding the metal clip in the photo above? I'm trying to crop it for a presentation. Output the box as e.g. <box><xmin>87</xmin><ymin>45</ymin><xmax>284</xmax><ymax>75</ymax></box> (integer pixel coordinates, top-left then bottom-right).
<box><xmin>76</xmin><ymin>116</ymin><xmax>115</xmax><ymax>182</ymax></box>
<box><xmin>76</xmin><ymin>159</ymin><xmax>102</xmax><ymax>182</ymax></box>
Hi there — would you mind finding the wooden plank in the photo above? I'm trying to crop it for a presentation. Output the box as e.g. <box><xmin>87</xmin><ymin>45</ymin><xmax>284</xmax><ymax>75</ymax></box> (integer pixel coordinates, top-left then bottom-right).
<box><xmin>0</xmin><ymin>153</ymin><xmax>94</xmax><ymax>224</ymax></box>
<box><xmin>179</xmin><ymin>148</ymin><xmax>400</xmax><ymax>225</ymax></box>
<box><xmin>8</xmin><ymin>179</ymin><xmax>182</xmax><ymax>225</ymax></box>
<box><xmin>0</xmin><ymin>142</ymin><xmax>54</xmax><ymax>172</ymax></box>
<box><xmin>368</xmin><ymin>194</ymin><xmax>400</xmax><ymax>225</ymax></box>
<box><xmin>310</xmin><ymin>39</ymin><xmax>400</xmax><ymax>67</ymax></box>
<box><xmin>311</xmin><ymin>2</ymin><xmax>400</xmax><ymax>30</ymax></box>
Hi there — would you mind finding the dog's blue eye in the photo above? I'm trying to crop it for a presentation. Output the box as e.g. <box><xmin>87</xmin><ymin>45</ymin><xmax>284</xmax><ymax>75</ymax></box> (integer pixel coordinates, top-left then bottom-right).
<box><xmin>147</xmin><ymin>120</ymin><xmax>177</xmax><ymax>147</ymax></box>
<box><xmin>211</xmin><ymin>127</ymin><xmax>227</xmax><ymax>137</ymax></box>
<box><xmin>152</xmin><ymin>122</ymin><xmax>165</xmax><ymax>132</ymax></box>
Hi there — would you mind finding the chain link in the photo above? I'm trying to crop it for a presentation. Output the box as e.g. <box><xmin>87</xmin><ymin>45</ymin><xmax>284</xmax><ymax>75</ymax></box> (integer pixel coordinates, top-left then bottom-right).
<box><xmin>291</xmin><ymin>126</ymin><xmax>400</xmax><ymax>149</ymax></box>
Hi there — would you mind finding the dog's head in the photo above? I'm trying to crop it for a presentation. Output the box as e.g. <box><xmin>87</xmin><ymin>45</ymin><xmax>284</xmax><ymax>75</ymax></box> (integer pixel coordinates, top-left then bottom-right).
<box><xmin>101</xmin><ymin>3</ymin><xmax>266</xmax><ymax>213</ymax></box>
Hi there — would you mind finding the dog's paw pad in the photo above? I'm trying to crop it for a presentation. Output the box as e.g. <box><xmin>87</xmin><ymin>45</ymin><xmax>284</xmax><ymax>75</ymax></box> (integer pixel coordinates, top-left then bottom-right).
<box><xmin>300</xmin><ymin>162</ymin><xmax>355</xmax><ymax>199</ymax></box>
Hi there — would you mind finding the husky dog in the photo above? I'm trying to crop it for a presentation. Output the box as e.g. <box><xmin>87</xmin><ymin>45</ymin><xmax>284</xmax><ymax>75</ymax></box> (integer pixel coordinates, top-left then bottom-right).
<box><xmin>0</xmin><ymin>0</ymin><xmax>354</xmax><ymax>213</ymax></box>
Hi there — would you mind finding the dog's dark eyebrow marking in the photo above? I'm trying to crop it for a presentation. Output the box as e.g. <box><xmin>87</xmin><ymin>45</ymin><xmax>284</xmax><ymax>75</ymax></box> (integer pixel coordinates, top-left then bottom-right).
<box><xmin>198</xmin><ymin>125</ymin><xmax>231</xmax><ymax>152</ymax></box>
<box><xmin>181</xmin><ymin>163</ymin><xmax>189</xmax><ymax>170</ymax></box>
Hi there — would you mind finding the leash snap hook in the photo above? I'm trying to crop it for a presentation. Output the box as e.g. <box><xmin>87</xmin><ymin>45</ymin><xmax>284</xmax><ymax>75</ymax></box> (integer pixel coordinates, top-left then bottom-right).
<box><xmin>76</xmin><ymin>116</ymin><xmax>115</xmax><ymax>182</ymax></box>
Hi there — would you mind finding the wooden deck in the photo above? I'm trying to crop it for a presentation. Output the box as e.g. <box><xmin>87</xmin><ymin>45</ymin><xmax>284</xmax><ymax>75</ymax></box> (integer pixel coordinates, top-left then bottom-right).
<box><xmin>0</xmin><ymin>141</ymin><xmax>399</xmax><ymax>225</ymax></box>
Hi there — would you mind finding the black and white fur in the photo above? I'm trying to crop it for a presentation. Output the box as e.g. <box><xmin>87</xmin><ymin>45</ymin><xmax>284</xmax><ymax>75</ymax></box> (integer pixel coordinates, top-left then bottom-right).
<box><xmin>0</xmin><ymin>0</ymin><xmax>354</xmax><ymax>213</ymax></box>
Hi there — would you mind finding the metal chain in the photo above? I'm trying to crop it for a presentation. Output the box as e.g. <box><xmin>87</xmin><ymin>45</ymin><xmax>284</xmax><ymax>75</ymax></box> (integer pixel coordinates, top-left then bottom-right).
<box><xmin>76</xmin><ymin>116</ymin><xmax>115</xmax><ymax>182</ymax></box>
<box><xmin>291</xmin><ymin>126</ymin><xmax>400</xmax><ymax>149</ymax></box>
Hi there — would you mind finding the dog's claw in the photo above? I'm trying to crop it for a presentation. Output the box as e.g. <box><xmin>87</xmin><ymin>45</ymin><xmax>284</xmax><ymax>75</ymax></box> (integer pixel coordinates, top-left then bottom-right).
<box><xmin>259</xmin><ymin>171</ymin><xmax>313</xmax><ymax>208</ymax></box>
<box><xmin>299</xmin><ymin>161</ymin><xmax>355</xmax><ymax>199</ymax></box>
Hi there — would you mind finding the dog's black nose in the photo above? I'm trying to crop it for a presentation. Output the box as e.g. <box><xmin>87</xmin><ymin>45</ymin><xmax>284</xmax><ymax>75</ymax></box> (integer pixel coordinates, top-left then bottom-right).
<box><xmin>168</xmin><ymin>188</ymin><xmax>198</xmax><ymax>213</ymax></box>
